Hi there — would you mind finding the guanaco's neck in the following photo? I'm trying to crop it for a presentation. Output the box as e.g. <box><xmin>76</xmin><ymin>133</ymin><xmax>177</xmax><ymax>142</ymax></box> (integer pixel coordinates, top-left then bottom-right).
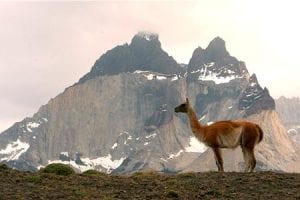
<box><xmin>187</xmin><ymin>105</ymin><xmax>206</xmax><ymax>141</ymax></box>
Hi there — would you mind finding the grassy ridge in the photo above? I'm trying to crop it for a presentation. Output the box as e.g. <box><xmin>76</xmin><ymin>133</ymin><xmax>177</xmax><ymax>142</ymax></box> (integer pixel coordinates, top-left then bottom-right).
<box><xmin>0</xmin><ymin>164</ymin><xmax>299</xmax><ymax>199</ymax></box>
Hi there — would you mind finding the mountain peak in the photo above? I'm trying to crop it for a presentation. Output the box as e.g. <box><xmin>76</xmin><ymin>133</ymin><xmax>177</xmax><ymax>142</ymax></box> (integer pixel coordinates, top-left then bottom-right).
<box><xmin>239</xmin><ymin>73</ymin><xmax>275</xmax><ymax>116</ymax></box>
<box><xmin>131</xmin><ymin>31</ymin><xmax>161</xmax><ymax>48</ymax></box>
<box><xmin>187</xmin><ymin>37</ymin><xmax>249</xmax><ymax>84</ymax></box>
<box><xmin>135</xmin><ymin>31</ymin><xmax>159</xmax><ymax>41</ymax></box>
<box><xmin>249</xmin><ymin>74</ymin><xmax>258</xmax><ymax>84</ymax></box>
<box><xmin>206</xmin><ymin>36</ymin><xmax>229</xmax><ymax>59</ymax></box>
<box><xmin>78</xmin><ymin>32</ymin><xmax>183</xmax><ymax>83</ymax></box>
<box><xmin>210</xmin><ymin>36</ymin><xmax>225</xmax><ymax>44</ymax></box>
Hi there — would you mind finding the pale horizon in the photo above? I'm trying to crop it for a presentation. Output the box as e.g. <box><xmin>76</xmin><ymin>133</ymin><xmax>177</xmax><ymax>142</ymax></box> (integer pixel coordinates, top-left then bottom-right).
<box><xmin>1</xmin><ymin>0</ymin><xmax>300</xmax><ymax>132</ymax></box>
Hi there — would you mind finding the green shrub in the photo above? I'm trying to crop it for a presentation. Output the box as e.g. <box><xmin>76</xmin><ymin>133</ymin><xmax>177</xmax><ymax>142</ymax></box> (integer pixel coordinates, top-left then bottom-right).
<box><xmin>0</xmin><ymin>163</ymin><xmax>9</xmax><ymax>170</ymax></box>
<box><xmin>42</xmin><ymin>163</ymin><xmax>75</xmax><ymax>176</ymax></box>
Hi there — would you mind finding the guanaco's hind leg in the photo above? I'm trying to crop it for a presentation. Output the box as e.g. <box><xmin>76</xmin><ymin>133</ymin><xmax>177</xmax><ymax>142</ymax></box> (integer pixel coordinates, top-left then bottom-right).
<box><xmin>242</xmin><ymin>147</ymin><xmax>256</xmax><ymax>172</ymax></box>
<box><xmin>212</xmin><ymin>147</ymin><xmax>224</xmax><ymax>172</ymax></box>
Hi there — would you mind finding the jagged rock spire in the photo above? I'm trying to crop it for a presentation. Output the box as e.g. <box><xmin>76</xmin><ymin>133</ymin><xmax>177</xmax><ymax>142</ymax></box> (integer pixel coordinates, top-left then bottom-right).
<box><xmin>205</xmin><ymin>36</ymin><xmax>230</xmax><ymax>60</ymax></box>
<box><xmin>187</xmin><ymin>37</ymin><xmax>249</xmax><ymax>84</ymax></box>
<box><xmin>239</xmin><ymin>73</ymin><xmax>275</xmax><ymax>116</ymax></box>
<box><xmin>79</xmin><ymin>32</ymin><xmax>183</xmax><ymax>83</ymax></box>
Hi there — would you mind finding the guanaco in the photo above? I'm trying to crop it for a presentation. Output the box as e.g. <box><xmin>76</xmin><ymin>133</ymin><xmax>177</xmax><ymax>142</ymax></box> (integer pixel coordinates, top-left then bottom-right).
<box><xmin>175</xmin><ymin>98</ymin><xmax>263</xmax><ymax>172</ymax></box>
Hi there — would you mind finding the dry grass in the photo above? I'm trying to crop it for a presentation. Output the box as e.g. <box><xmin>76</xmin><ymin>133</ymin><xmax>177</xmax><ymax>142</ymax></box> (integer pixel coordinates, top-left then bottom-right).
<box><xmin>0</xmin><ymin>165</ymin><xmax>299</xmax><ymax>199</ymax></box>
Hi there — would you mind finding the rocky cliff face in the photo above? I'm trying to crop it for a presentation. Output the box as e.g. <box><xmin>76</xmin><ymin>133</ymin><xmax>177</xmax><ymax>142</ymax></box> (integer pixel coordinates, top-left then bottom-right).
<box><xmin>275</xmin><ymin>96</ymin><xmax>300</xmax><ymax>145</ymax></box>
<box><xmin>276</xmin><ymin>97</ymin><xmax>300</xmax><ymax>127</ymax></box>
<box><xmin>1</xmin><ymin>32</ymin><xmax>298</xmax><ymax>173</ymax></box>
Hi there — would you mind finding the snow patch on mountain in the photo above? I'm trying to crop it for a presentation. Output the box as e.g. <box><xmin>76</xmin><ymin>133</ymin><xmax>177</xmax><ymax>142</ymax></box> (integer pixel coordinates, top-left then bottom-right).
<box><xmin>171</xmin><ymin>76</ymin><xmax>179</xmax><ymax>81</ymax></box>
<box><xmin>0</xmin><ymin>139</ymin><xmax>30</xmax><ymax>161</ymax></box>
<box><xmin>168</xmin><ymin>150</ymin><xmax>184</xmax><ymax>159</ymax></box>
<box><xmin>198</xmin><ymin>62</ymin><xmax>244</xmax><ymax>84</ymax></box>
<box><xmin>47</xmin><ymin>154</ymin><xmax>126</xmax><ymax>173</ymax></box>
<box><xmin>18</xmin><ymin>118</ymin><xmax>48</xmax><ymax>134</ymax></box>
<box><xmin>200</xmin><ymin>72</ymin><xmax>243</xmax><ymax>84</ymax></box>
<box><xmin>136</xmin><ymin>31</ymin><xmax>158</xmax><ymax>41</ymax></box>
<box><xmin>123</xmin><ymin>133</ymin><xmax>133</xmax><ymax>145</ymax></box>
<box><xmin>81</xmin><ymin>155</ymin><xmax>126</xmax><ymax>173</ymax></box>
<box><xmin>60</xmin><ymin>152</ymin><xmax>69</xmax><ymax>157</ymax></box>
<box><xmin>111</xmin><ymin>143</ymin><xmax>118</xmax><ymax>149</ymax></box>
<box><xmin>167</xmin><ymin>136</ymin><xmax>207</xmax><ymax>160</ymax></box>
<box><xmin>26</xmin><ymin>122</ymin><xmax>40</xmax><ymax>132</ymax></box>
<box><xmin>145</xmin><ymin>133</ymin><xmax>157</xmax><ymax>139</ymax></box>
<box><xmin>185</xmin><ymin>137</ymin><xmax>207</xmax><ymax>153</ymax></box>
<box><xmin>134</xmin><ymin>70</ymin><xmax>179</xmax><ymax>81</ymax></box>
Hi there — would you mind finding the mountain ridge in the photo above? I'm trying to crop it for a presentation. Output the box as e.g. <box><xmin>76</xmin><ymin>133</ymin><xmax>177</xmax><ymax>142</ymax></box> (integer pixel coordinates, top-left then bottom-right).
<box><xmin>0</xmin><ymin>32</ymin><xmax>298</xmax><ymax>173</ymax></box>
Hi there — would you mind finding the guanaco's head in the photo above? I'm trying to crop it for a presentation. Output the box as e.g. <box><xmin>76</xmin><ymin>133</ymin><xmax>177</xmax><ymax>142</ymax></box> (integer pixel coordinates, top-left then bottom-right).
<box><xmin>174</xmin><ymin>98</ymin><xmax>189</xmax><ymax>113</ymax></box>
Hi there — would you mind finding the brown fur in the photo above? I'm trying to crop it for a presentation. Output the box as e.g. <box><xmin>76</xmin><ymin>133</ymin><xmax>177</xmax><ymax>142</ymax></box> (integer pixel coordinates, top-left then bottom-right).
<box><xmin>257</xmin><ymin>125</ymin><xmax>264</xmax><ymax>143</ymax></box>
<box><xmin>175</xmin><ymin>98</ymin><xmax>263</xmax><ymax>172</ymax></box>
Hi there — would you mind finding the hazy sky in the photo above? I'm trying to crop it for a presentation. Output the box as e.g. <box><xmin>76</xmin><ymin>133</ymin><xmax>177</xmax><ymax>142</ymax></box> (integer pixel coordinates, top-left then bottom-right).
<box><xmin>0</xmin><ymin>0</ymin><xmax>299</xmax><ymax>132</ymax></box>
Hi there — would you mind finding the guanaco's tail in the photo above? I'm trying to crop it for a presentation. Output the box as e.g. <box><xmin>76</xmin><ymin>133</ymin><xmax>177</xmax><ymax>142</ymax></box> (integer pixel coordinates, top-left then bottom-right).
<box><xmin>257</xmin><ymin>125</ymin><xmax>264</xmax><ymax>143</ymax></box>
